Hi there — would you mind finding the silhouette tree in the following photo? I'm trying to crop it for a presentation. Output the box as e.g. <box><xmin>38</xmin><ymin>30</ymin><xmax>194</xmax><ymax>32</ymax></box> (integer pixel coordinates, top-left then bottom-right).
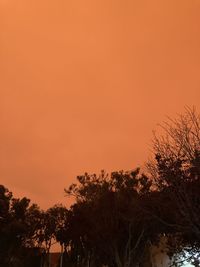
<box><xmin>65</xmin><ymin>169</ymin><xmax>159</xmax><ymax>267</ymax></box>
<box><xmin>147</xmin><ymin>107</ymin><xmax>200</xmax><ymax>265</ymax></box>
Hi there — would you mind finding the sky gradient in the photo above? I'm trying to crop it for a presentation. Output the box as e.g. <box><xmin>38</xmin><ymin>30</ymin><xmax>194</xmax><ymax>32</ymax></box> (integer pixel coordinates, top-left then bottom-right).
<box><xmin>1</xmin><ymin>0</ymin><xmax>200</xmax><ymax>209</ymax></box>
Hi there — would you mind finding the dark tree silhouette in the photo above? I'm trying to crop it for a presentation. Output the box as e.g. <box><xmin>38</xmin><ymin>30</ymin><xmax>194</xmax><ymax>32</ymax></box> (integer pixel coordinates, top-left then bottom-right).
<box><xmin>65</xmin><ymin>169</ymin><xmax>160</xmax><ymax>267</ymax></box>
<box><xmin>0</xmin><ymin>185</ymin><xmax>44</xmax><ymax>267</ymax></box>
<box><xmin>1</xmin><ymin>108</ymin><xmax>200</xmax><ymax>267</ymax></box>
<box><xmin>147</xmin><ymin>107</ymin><xmax>200</xmax><ymax>265</ymax></box>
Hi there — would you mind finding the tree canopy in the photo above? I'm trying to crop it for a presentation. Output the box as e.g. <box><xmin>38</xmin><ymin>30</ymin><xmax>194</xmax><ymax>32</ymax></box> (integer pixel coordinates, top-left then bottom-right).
<box><xmin>1</xmin><ymin>107</ymin><xmax>200</xmax><ymax>267</ymax></box>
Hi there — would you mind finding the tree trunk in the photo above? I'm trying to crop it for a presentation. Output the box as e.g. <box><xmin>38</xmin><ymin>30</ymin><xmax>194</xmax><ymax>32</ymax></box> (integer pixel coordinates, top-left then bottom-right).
<box><xmin>114</xmin><ymin>246</ymin><xmax>123</xmax><ymax>267</ymax></box>
<box><xmin>60</xmin><ymin>244</ymin><xmax>63</xmax><ymax>267</ymax></box>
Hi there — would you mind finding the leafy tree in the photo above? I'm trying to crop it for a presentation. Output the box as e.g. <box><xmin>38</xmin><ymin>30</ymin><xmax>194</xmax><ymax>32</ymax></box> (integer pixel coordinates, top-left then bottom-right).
<box><xmin>65</xmin><ymin>169</ymin><xmax>158</xmax><ymax>267</ymax></box>
<box><xmin>0</xmin><ymin>185</ymin><xmax>45</xmax><ymax>267</ymax></box>
<box><xmin>147</xmin><ymin>107</ymin><xmax>200</xmax><ymax>265</ymax></box>
<box><xmin>0</xmin><ymin>185</ymin><xmax>70</xmax><ymax>267</ymax></box>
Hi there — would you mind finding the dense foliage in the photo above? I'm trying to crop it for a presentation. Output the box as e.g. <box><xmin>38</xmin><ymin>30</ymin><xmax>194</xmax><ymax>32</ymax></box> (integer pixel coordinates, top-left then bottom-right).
<box><xmin>1</xmin><ymin>108</ymin><xmax>200</xmax><ymax>267</ymax></box>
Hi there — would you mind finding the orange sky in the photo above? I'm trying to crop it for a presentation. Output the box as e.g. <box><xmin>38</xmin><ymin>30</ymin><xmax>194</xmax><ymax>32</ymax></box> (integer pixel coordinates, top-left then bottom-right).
<box><xmin>1</xmin><ymin>0</ymin><xmax>200</xmax><ymax>209</ymax></box>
